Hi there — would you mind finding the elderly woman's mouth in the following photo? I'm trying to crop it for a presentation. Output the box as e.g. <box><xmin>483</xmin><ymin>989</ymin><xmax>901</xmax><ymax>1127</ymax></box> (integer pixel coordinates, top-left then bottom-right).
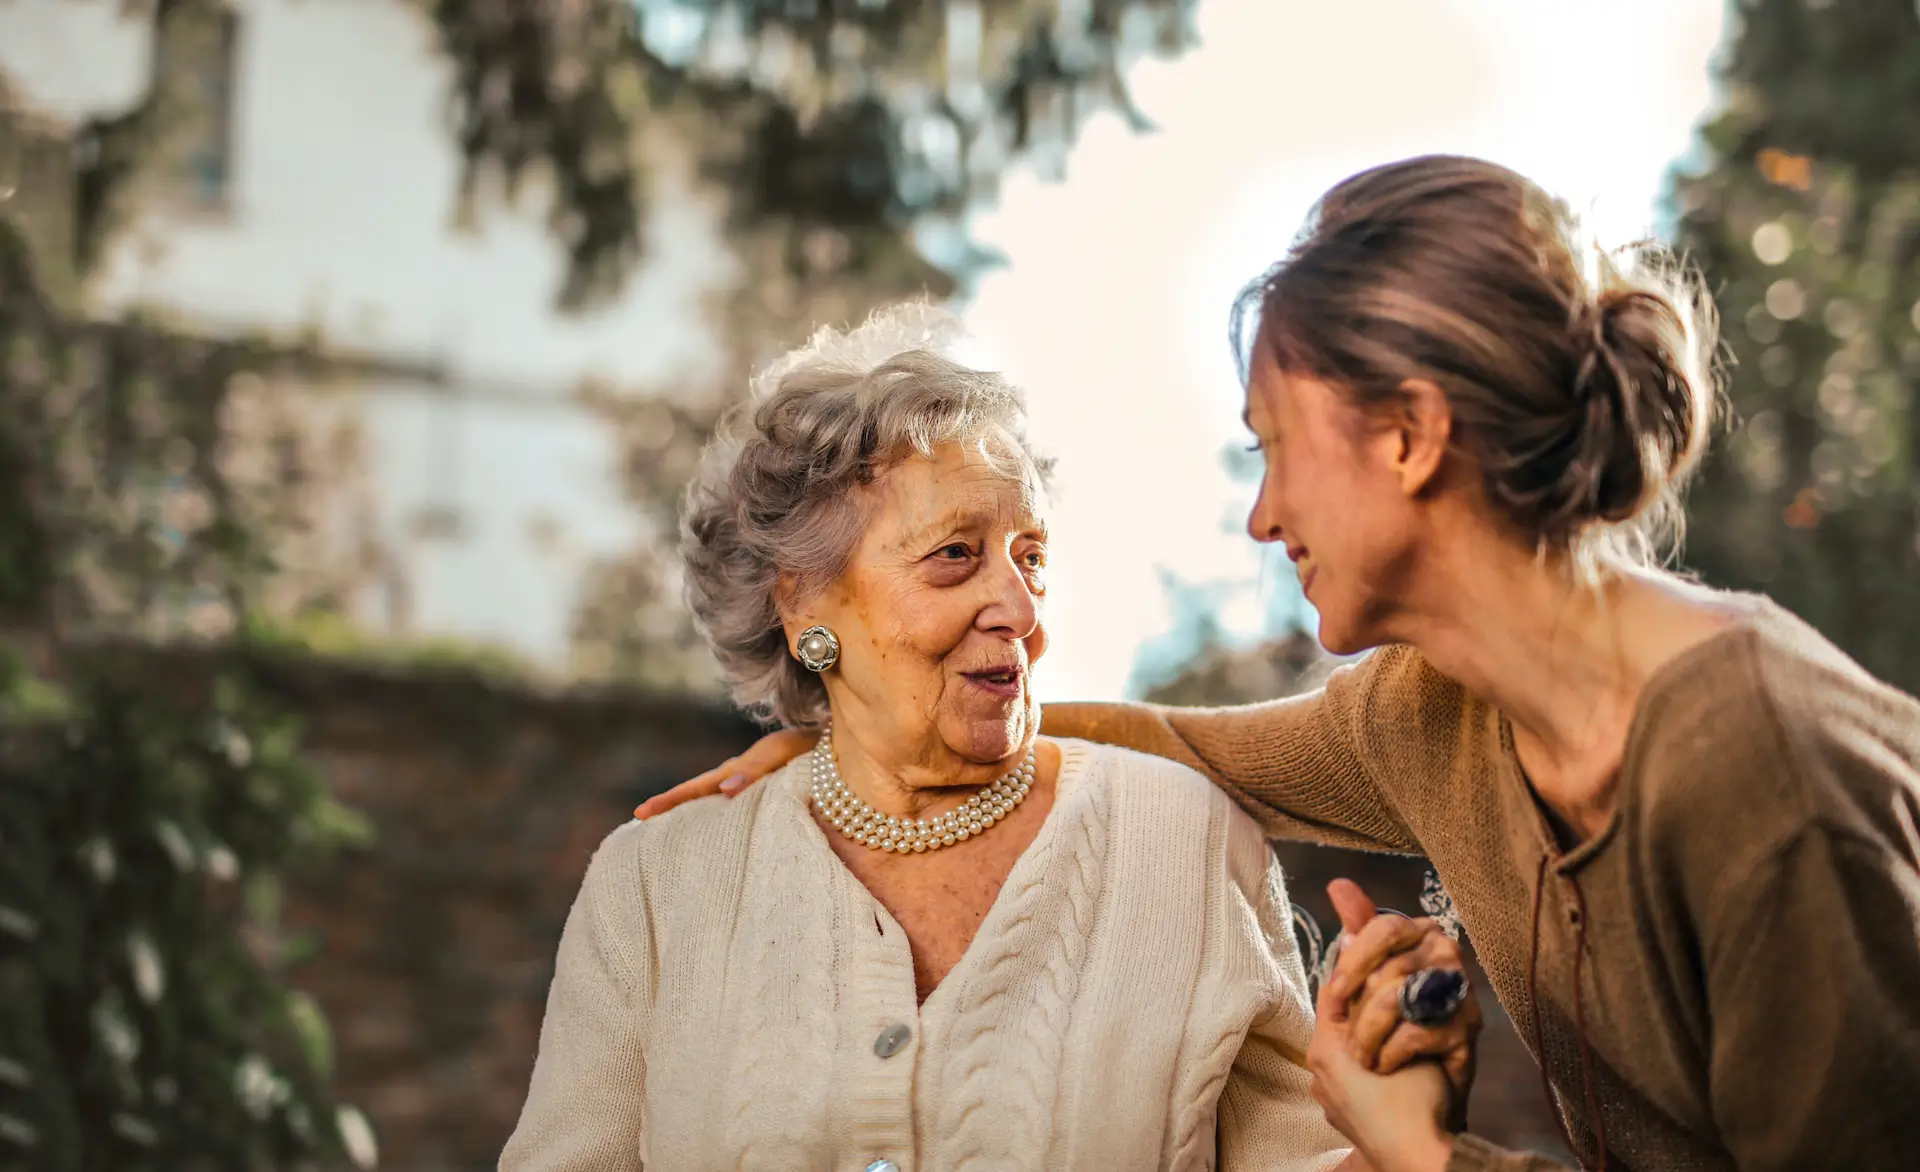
<box><xmin>962</xmin><ymin>666</ymin><xmax>1025</xmax><ymax>697</ymax></box>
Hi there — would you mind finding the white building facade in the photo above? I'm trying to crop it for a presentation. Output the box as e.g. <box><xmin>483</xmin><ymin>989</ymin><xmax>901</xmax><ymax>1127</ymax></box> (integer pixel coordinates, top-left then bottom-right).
<box><xmin>0</xmin><ymin>0</ymin><xmax>737</xmax><ymax>667</ymax></box>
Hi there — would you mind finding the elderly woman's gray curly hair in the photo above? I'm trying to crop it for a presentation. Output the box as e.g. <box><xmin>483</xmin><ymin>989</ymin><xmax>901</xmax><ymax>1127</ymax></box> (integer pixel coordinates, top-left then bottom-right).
<box><xmin>680</xmin><ymin>303</ymin><xmax>1054</xmax><ymax>729</ymax></box>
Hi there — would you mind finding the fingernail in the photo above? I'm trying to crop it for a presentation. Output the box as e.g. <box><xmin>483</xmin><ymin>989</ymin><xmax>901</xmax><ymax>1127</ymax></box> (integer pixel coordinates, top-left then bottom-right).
<box><xmin>718</xmin><ymin>773</ymin><xmax>748</xmax><ymax>794</ymax></box>
<box><xmin>633</xmin><ymin>805</ymin><xmax>646</xmax><ymax>819</ymax></box>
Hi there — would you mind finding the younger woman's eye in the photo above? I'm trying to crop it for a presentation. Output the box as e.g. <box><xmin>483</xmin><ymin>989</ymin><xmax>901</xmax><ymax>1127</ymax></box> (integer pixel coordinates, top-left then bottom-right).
<box><xmin>1244</xmin><ymin>442</ymin><xmax>1263</xmax><ymax>453</ymax></box>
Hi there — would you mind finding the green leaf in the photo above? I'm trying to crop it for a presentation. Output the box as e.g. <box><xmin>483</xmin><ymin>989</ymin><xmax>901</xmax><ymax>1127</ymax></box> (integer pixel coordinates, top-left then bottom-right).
<box><xmin>285</xmin><ymin>991</ymin><xmax>333</xmax><ymax>1080</ymax></box>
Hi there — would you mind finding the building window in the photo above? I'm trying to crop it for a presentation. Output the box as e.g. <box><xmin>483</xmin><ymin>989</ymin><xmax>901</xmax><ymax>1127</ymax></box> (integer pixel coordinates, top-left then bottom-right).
<box><xmin>153</xmin><ymin>7</ymin><xmax>239</xmax><ymax>208</ymax></box>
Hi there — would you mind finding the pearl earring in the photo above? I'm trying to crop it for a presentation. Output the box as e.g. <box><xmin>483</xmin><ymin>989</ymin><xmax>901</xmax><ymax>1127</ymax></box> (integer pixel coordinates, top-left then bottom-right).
<box><xmin>794</xmin><ymin>625</ymin><xmax>840</xmax><ymax>672</ymax></box>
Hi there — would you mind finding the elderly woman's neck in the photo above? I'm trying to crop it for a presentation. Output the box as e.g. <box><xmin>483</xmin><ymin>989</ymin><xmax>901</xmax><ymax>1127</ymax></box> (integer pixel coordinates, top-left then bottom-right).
<box><xmin>825</xmin><ymin>722</ymin><xmax>1031</xmax><ymax>819</ymax></box>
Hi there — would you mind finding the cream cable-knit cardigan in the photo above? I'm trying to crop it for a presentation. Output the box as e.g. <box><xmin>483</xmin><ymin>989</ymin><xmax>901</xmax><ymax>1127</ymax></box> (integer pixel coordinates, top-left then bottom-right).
<box><xmin>501</xmin><ymin>739</ymin><xmax>1349</xmax><ymax>1172</ymax></box>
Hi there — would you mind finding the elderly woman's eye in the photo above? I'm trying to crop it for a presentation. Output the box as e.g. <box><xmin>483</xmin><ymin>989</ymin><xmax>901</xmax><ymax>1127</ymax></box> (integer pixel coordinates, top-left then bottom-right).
<box><xmin>936</xmin><ymin>542</ymin><xmax>973</xmax><ymax>560</ymax></box>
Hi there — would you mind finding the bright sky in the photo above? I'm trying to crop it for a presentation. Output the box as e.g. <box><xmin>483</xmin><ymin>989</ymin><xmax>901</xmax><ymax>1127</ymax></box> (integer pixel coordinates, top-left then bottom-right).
<box><xmin>961</xmin><ymin>0</ymin><xmax>1727</xmax><ymax>702</ymax></box>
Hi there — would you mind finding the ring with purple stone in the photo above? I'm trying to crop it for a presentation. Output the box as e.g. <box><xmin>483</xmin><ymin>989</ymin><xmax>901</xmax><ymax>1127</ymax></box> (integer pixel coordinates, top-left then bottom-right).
<box><xmin>1398</xmin><ymin>966</ymin><xmax>1470</xmax><ymax>1028</ymax></box>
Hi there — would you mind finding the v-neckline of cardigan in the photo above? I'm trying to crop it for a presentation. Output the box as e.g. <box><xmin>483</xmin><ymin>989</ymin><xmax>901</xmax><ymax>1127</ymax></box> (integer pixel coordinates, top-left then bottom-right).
<box><xmin>787</xmin><ymin>737</ymin><xmax>1093</xmax><ymax>1013</ymax></box>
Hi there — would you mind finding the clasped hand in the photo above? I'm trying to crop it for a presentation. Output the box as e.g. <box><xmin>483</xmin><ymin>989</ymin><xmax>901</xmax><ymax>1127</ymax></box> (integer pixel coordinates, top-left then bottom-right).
<box><xmin>1309</xmin><ymin>878</ymin><xmax>1482</xmax><ymax>1172</ymax></box>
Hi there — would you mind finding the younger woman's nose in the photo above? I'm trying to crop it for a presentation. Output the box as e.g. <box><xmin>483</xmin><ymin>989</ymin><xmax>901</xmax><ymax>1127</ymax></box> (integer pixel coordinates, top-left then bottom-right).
<box><xmin>1247</xmin><ymin>503</ymin><xmax>1286</xmax><ymax>545</ymax></box>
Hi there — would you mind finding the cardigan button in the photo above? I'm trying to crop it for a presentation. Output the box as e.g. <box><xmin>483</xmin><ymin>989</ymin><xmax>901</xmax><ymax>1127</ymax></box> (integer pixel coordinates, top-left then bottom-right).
<box><xmin>874</xmin><ymin>1022</ymin><xmax>912</xmax><ymax>1059</ymax></box>
<box><xmin>865</xmin><ymin>1161</ymin><xmax>899</xmax><ymax>1172</ymax></box>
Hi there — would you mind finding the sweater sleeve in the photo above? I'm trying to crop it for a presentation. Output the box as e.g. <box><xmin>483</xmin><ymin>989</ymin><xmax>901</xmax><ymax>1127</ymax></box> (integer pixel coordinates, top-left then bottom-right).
<box><xmin>500</xmin><ymin>825</ymin><xmax>652</xmax><ymax>1172</ymax></box>
<box><xmin>1042</xmin><ymin>651</ymin><xmax>1419</xmax><ymax>853</ymax></box>
<box><xmin>1216</xmin><ymin>849</ymin><xmax>1351</xmax><ymax>1172</ymax></box>
<box><xmin>1702</xmin><ymin>824</ymin><xmax>1920</xmax><ymax>1171</ymax></box>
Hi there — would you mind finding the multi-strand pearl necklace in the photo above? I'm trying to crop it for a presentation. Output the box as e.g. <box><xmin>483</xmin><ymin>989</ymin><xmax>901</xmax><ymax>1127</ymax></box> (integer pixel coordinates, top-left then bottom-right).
<box><xmin>809</xmin><ymin>727</ymin><xmax>1036</xmax><ymax>854</ymax></box>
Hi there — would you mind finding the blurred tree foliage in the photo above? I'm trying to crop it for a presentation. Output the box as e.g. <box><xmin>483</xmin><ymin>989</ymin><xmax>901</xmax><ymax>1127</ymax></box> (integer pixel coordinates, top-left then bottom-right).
<box><xmin>431</xmin><ymin>0</ymin><xmax>1199</xmax><ymax>309</ymax></box>
<box><xmin>1672</xmin><ymin>0</ymin><xmax>1920</xmax><ymax>693</ymax></box>
<box><xmin>0</xmin><ymin>651</ymin><xmax>376</xmax><ymax>1172</ymax></box>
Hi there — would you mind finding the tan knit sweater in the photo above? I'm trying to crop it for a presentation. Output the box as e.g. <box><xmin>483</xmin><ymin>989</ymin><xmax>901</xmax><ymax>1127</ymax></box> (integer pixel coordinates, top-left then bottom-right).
<box><xmin>501</xmin><ymin>739</ymin><xmax>1350</xmax><ymax>1172</ymax></box>
<box><xmin>1046</xmin><ymin>598</ymin><xmax>1920</xmax><ymax>1172</ymax></box>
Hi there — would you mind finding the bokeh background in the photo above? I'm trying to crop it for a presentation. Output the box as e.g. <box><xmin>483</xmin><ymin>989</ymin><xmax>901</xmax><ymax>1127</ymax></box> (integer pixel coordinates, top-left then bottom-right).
<box><xmin>2</xmin><ymin>0</ymin><xmax>1916</xmax><ymax>1168</ymax></box>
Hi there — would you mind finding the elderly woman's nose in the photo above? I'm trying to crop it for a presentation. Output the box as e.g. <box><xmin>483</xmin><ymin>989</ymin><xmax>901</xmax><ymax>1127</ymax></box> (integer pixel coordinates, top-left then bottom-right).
<box><xmin>975</xmin><ymin>555</ymin><xmax>1042</xmax><ymax>633</ymax></box>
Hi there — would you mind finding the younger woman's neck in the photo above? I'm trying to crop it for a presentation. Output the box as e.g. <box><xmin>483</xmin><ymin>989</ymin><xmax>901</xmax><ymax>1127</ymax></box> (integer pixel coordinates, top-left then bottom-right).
<box><xmin>1382</xmin><ymin>536</ymin><xmax>1731</xmax><ymax>840</ymax></box>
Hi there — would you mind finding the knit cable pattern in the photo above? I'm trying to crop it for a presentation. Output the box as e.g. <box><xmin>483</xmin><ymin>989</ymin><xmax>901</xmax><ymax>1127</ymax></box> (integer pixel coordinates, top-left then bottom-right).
<box><xmin>938</xmin><ymin>765</ymin><xmax>1111</xmax><ymax>1169</ymax></box>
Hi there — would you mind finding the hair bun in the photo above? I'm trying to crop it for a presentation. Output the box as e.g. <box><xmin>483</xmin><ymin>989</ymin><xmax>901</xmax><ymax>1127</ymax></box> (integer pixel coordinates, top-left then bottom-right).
<box><xmin>1557</xmin><ymin>281</ymin><xmax>1710</xmax><ymax>536</ymax></box>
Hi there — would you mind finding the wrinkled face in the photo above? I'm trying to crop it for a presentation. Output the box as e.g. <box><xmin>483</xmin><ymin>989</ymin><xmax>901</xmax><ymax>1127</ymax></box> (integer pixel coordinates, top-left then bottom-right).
<box><xmin>1242</xmin><ymin>348</ymin><xmax>1423</xmax><ymax>655</ymax></box>
<box><xmin>795</xmin><ymin>440</ymin><xmax>1049</xmax><ymax>771</ymax></box>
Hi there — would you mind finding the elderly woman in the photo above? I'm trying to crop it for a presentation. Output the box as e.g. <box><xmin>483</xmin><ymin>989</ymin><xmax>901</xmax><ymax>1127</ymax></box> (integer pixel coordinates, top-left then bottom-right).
<box><xmin>501</xmin><ymin>305</ymin><xmax>1353</xmax><ymax>1171</ymax></box>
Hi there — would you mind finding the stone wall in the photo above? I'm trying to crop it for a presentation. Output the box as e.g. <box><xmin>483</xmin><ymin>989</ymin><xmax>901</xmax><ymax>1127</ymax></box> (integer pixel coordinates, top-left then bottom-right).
<box><xmin>136</xmin><ymin>646</ymin><xmax>1565</xmax><ymax>1169</ymax></box>
<box><xmin>288</xmin><ymin>674</ymin><xmax>753</xmax><ymax>1171</ymax></box>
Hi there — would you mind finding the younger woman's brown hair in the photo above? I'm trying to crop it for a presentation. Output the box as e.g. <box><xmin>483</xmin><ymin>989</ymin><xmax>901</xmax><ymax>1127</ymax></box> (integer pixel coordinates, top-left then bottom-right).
<box><xmin>1232</xmin><ymin>154</ymin><xmax>1722</xmax><ymax>574</ymax></box>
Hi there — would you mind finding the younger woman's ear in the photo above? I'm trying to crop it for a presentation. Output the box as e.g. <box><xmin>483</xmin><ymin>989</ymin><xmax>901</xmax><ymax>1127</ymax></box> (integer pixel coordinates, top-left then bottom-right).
<box><xmin>1391</xmin><ymin>378</ymin><xmax>1454</xmax><ymax>496</ymax></box>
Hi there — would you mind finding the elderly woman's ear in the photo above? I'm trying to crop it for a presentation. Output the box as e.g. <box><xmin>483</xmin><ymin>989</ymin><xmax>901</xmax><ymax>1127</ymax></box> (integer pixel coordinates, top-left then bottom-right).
<box><xmin>774</xmin><ymin>574</ymin><xmax>841</xmax><ymax>673</ymax></box>
<box><xmin>793</xmin><ymin>625</ymin><xmax>841</xmax><ymax>673</ymax></box>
